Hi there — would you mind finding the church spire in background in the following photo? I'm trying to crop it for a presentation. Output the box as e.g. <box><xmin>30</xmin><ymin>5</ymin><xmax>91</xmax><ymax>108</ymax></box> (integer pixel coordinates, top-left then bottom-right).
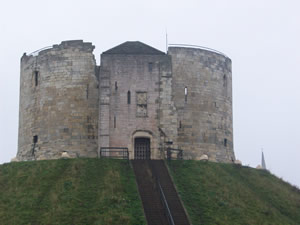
<box><xmin>261</xmin><ymin>150</ymin><xmax>266</xmax><ymax>170</ymax></box>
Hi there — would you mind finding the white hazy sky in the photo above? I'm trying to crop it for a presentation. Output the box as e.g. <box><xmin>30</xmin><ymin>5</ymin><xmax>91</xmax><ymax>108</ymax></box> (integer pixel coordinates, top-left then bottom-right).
<box><xmin>0</xmin><ymin>0</ymin><xmax>299</xmax><ymax>187</ymax></box>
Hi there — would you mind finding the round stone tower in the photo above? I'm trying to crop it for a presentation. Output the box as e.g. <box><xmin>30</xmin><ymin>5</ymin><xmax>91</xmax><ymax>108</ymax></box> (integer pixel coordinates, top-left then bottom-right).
<box><xmin>17</xmin><ymin>40</ymin><xmax>99</xmax><ymax>160</ymax></box>
<box><xmin>168</xmin><ymin>46</ymin><xmax>235</xmax><ymax>162</ymax></box>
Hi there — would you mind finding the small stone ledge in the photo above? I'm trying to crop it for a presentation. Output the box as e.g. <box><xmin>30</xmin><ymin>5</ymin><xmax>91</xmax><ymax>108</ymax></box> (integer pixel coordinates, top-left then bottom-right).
<box><xmin>54</xmin><ymin>40</ymin><xmax>95</xmax><ymax>52</ymax></box>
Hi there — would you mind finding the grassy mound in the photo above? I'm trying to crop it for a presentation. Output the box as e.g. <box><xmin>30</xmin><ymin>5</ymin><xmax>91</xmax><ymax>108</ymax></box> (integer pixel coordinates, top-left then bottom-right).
<box><xmin>167</xmin><ymin>160</ymin><xmax>300</xmax><ymax>225</ymax></box>
<box><xmin>0</xmin><ymin>158</ymin><xmax>146</xmax><ymax>225</ymax></box>
<box><xmin>2</xmin><ymin>158</ymin><xmax>299</xmax><ymax>225</ymax></box>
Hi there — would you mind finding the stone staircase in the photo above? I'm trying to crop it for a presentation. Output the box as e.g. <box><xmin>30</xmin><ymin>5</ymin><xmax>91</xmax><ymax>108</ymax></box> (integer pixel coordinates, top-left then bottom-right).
<box><xmin>132</xmin><ymin>160</ymin><xmax>190</xmax><ymax>225</ymax></box>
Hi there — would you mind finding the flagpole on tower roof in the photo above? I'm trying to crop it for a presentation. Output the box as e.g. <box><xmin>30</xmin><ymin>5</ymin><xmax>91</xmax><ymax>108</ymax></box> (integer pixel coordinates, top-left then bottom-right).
<box><xmin>166</xmin><ymin>28</ymin><xmax>168</xmax><ymax>53</ymax></box>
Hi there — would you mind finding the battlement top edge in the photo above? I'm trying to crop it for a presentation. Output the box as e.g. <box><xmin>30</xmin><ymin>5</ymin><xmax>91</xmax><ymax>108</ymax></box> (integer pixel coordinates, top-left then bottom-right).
<box><xmin>168</xmin><ymin>44</ymin><xmax>230</xmax><ymax>60</ymax></box>
<box><xmin>23</xmin><ymin>40</ymin><xmax>95</xmax><ymax>58</ymax></box>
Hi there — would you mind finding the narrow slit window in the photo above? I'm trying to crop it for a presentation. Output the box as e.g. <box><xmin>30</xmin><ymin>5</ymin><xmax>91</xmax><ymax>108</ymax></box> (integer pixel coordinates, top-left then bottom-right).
<box><xmin>223</xmin><ymin>74</ymin><xmax>227</xmax><ymax>87</ymax></box>
<box><xmin>224</xmin><ymin>138</ymin><xmax>227</xmax><ymax>147</ymax></box>
<box><xmin>86</xmin><ymin>84</ymin><xmax>89</xmax><ymax>99</ymax></box>
<box><xmin>114</xmin><ymin>116</ymin><xmax>116</xmax><ymax>128</ymax></box>
<box><xmin>34</xmin><ymin>71</ymin><xmax>39</xmax><ymax>86</ymax></box>
<box><xmin>184</xmin><ymin>87</ymin><xmax>188</xmax><ymax>102</ymax></box>
<box><xmin>179</xmin><ymin>120</ymin><xmax>182</xmax><ymax>128</ymax></box>
<box><xmin>127</xmin><ymin>91</ymin><xmax>131</xmax><ymax>104</ymax></box>
<box><xmin>115</xmin><ymin>81</ymin><xmax>118</xmax><ymax>90</ymax></box>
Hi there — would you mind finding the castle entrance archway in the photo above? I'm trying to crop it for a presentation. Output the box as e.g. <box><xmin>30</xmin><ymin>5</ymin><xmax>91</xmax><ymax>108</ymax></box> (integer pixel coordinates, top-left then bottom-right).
<box><xmin>134</xmin><ymin>137</ymin><xmax>150</xmax><ymax>159</ymax></box>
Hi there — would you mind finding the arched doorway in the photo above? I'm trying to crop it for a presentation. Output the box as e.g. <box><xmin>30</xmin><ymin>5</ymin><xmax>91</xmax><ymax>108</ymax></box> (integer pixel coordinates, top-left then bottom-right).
<box><xmin>134</xmin><ymin>137</ymin><xmax>150</xmax><ymax>159</ymax></box>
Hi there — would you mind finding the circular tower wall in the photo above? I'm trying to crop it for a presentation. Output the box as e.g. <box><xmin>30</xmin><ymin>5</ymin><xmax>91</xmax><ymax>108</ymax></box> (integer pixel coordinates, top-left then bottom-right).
<box><xmin>17</xmin><ymin>40</ymin><xmax>99</xmax><ymax>160</ymax></box>
<box><xmin>168</xmin><ymin>46</ymin><xmax>235</xmax><ymax>162</ymax></box>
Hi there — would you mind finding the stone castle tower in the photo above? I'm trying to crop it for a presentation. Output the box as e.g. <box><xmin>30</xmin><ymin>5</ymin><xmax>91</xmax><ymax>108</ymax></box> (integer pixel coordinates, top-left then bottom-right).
<box><xmin>17</xmin><ymin>40</ymin><xmax>235</xmax><ymax>162</ymax></box>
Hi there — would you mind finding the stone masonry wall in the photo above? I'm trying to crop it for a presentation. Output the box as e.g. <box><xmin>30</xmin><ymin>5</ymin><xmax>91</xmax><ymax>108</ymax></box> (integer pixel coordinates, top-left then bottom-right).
<box><xmin>99</xmin><ymin>53</ymin><xmax>173</xmax><ymax>159</ymax></box>
<box><xmin>158</xmin><ymin>56</ymin><xmax>178</xmax><ymax>153</ymax></box>
<box><xmin>17</xmin><ymin>40</ymin><xmax>235</xmax><ymax>162</ymax></box>
<box><xmin>168</xmin><ymin>47</ymin><xmax>235</xmax><ymax>162</ymax></box>
<box><xmin>17</xmin><ymin>40</ymin><xmax>98</xmax><ymax>160</ymax></box>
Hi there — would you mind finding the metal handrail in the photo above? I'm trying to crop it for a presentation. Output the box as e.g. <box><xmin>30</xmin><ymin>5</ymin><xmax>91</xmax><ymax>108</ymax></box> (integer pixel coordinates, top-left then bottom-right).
<box><xmin>158</xmin><ymin>181</ymin><xmax>175</xmax><ymax>225</ymax></box>
<box><xmin>28</xmin><ymin>46</ymin><xmax>53</xmax><ymax>56</ymax></box>
<box><xmin>168</xmin><ymin>43</ymin><xmax>229</xmax><ymax>58</ymax></box>
<box><xmin>99</xmin><ymin>147</ymin><xmax>129</xmax><ymax>159</ymax></box>
<box><xmin>148</xmin><ymin>161</ymin><xmax>175</xmax><ymax>225</ymax></box>
<box><xmin>165</xmin><ymin>147</ymin><xmax>183</xmax><ymax>160</ymax></box>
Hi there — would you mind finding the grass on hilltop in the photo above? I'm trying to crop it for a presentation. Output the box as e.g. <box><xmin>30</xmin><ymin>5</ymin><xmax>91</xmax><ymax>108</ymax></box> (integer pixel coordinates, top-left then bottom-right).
<box><xmin>167</xmin><ymin>160</ymin><xmax>300</xmax><ymax>225</ymax></box>
<box><xmin>0</xmin><ymin>158</ymin><xmax>146</xmax><ymax>225</ymax></box>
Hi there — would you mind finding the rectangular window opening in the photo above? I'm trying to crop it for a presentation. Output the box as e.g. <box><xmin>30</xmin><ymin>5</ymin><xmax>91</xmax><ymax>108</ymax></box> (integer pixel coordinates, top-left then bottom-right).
<box><xmin>224</xmin><ymin>138</ymin><xmax>227</xmax><ymax>147</ymax></box>
<box><xmin>148</xmin><ymin>62</ymin><xmax>153</xmax><ymax>72</ymax></box>
<box><xmin>33</xmin><ymin>135</ymin><xmax>38</xmax><ymax>144</ymax></box>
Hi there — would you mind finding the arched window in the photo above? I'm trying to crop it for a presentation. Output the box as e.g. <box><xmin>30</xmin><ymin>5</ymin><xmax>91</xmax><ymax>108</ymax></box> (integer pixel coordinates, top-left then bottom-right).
<box><xmin>115</xmin><ymin>81</ymin><xmax>118</xmax><ymax>90</ymax></box>
<box><xmin>127</xmin><ymin>91</ymin><xmax>131</xmax><ymax>104</ymax></box>
<box><xmin>184</xmin><ymin>87</ymin><xmax>188</xmax><ymax>102</ymax></box>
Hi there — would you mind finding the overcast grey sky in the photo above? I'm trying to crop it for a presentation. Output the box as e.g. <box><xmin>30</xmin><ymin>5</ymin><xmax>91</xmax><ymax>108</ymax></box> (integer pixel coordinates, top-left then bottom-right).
<box><xmin>1</xmin><ymin>0</ymin><xmax>299</xmax><ymax>187</ymax></box>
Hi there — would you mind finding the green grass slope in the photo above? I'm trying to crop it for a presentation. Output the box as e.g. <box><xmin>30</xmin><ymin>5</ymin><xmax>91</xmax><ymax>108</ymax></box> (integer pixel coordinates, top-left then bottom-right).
<box><xmin>0</xmin><ymin>159</ymin><xmax>146</xmax><ymax>225</ymax></box>
<box><xmin>168</xmin><ymin>160</ymin><xmax>300</xmax><ymax>225</ymax></box>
